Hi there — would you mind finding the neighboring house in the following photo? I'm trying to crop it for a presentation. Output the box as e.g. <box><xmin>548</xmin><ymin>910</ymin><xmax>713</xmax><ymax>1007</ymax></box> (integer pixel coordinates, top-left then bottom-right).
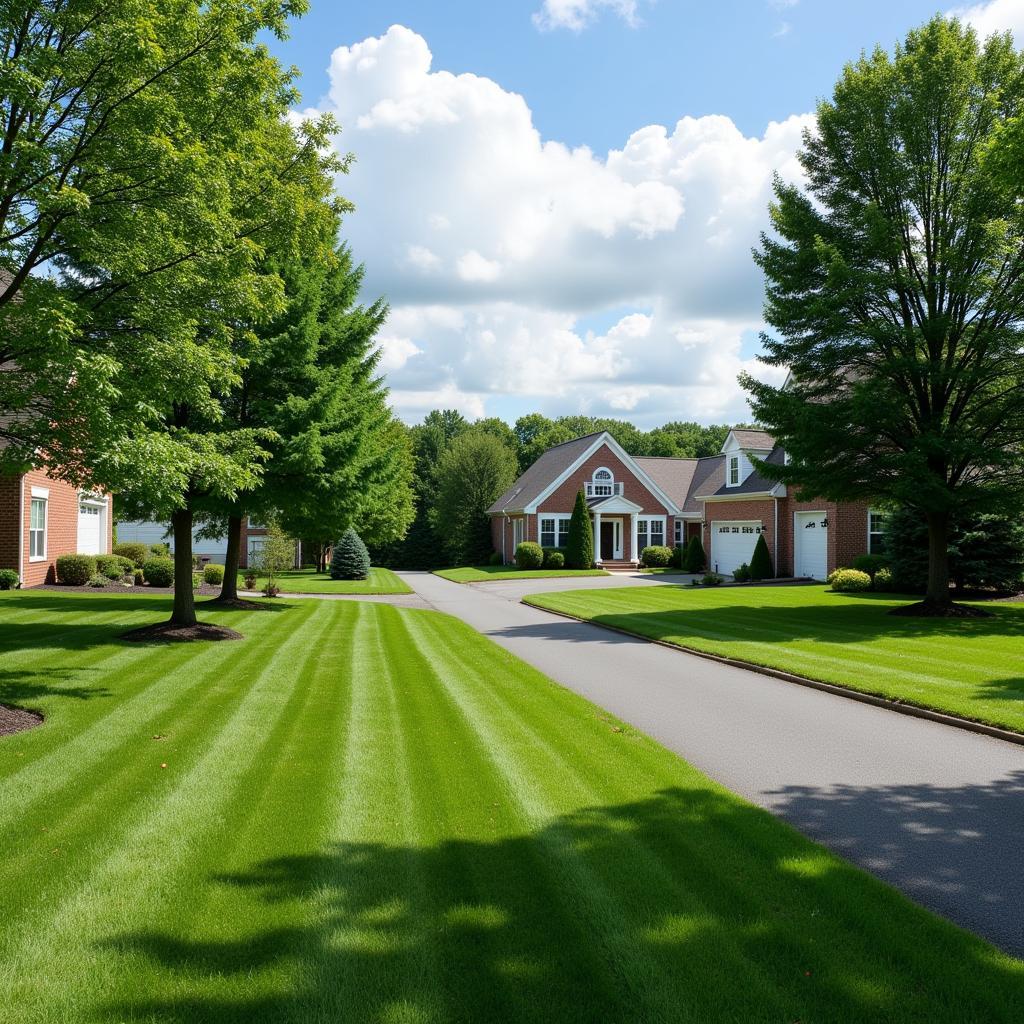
<box><xmin>488</xmin><ymin>429</ymin><xmax>884</xmax><ymax>579</ymax></box>
<box><xmin>0</xmin><ymin>466</ymin><xmax>113</xmax><ymax>587</ymax></box>
<box><xmin>115</xmin><ymin>516</ymin><xmax>298</xmax><ymax>569</ymax></box>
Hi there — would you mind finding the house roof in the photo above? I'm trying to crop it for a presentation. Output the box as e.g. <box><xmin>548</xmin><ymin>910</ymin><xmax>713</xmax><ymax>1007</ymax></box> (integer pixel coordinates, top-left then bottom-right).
<box><xmin>487</xmin><ymin>432</ymin><xmax>603</xmax><ymax>513</ymax></box>
<box><xmin>729</xmin><ymin>428</ymin><xmax>776</xmax><ymax>450</ymax></box>
<box><xmin>697</xmin><ymin>447</ymin><xmax>786</xmax><ymax>500</ymax></box>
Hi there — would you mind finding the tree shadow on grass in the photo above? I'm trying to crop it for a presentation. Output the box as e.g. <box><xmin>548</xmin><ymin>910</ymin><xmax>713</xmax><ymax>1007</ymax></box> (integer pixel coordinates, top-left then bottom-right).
<box><xmin>0</xmin><ymin>667</ymin><xmax>107</xmax><ymax>707</ymax></box>
<box><xmin>98</xmin><ymin>787</ymin><xmax>1024</xmax><ymax>1024</ymax></box>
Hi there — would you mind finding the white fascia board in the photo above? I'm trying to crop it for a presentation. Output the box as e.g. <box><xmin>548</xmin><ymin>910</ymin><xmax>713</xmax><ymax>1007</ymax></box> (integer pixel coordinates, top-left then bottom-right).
<box><xmin>695</xmin><ymin>492</ymin><xmax>775</xmax><ymax>503</ymax></box>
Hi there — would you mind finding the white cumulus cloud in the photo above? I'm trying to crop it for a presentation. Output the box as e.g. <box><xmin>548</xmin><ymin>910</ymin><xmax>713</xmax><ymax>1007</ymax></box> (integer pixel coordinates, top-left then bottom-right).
<box><xmin>532</xmin><ymin>0</ymin><xmax>642</xmax><ymax>32</ymax></box>
<box><xmin>304</xmin><ymin>25</ymin><xmax>807</xmax><ymax>426</ymax></box>
<box><xmin>951</xmin><ymin>0</ymin><xmax>1024</xmax><ymax>40</ymax></box>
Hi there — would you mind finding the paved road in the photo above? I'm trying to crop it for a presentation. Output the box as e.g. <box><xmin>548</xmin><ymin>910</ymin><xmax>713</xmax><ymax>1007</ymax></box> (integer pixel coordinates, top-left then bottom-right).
<box><xmin>400</xmin><ymin>570</ymin><xmax>1024</xmax><ymax>956</ymax></box>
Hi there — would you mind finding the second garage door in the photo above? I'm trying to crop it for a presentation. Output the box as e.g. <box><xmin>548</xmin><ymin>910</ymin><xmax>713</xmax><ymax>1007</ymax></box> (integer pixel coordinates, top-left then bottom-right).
<box><xmin>710</xmin><ymin>522</ymin><xmax>763</xmax><ymax>576</ymax></box>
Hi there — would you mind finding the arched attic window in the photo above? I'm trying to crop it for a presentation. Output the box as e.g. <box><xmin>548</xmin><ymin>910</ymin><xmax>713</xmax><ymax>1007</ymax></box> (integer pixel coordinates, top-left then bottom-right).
<box><xmin>591</xmin><ymin>467</ymin><xmax>615</xmax><ymax>497</ymax></box>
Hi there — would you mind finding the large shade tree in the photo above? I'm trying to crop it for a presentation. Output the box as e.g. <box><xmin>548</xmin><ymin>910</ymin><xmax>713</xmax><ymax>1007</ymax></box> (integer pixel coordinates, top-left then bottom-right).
<box><xmin>742</xmin><ymin>17</ymin><xmax>1024</xmax><ymax>614</ymax></box>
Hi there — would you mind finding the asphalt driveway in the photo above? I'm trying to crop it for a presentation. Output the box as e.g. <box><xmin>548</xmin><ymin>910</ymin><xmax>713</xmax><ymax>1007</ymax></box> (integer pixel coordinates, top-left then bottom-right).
<box><xmin>401</xmin><ymin>570</ymin><xmax>1024</xmax><ymax>956</ymax></box>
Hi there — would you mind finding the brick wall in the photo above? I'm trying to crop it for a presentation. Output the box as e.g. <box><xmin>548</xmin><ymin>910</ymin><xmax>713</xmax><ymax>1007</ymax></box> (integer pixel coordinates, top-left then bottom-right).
<box><xmin>0</xmin><ymin>474</ymin><xmax>20</xmax><ymax>573</ymax></box>
<box><xmin>703</xmin><ymin>499</ymin><xmax>778</xmax><ymax>575</ymax></box>
<box><xmin>490</xmin><ymin>513</ymin><xmax>533</xmax><ymax>563</ymax></box>
<box><xmin>540</xmin><ymin>445</ymin><xmax>670</xmax><ymax>515</ymax></box>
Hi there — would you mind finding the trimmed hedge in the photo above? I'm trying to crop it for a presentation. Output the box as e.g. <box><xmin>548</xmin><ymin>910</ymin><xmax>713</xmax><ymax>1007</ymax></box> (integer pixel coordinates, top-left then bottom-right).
<box><xmin>0</xmin><ymin>568</ymin><xmax>19</xmax><ymax>590</ymax></box>
<box><xmin>96</xmin><ymin>554</ymin><xmax>133</xmax><ymax>580</ymax></box>
<box><xmin>56</xmin><ymin>554</ymin><xmax>97</xmax><ymax>586</ymax></box>
<box><xmin>852</xmin><ymin>553</ymin><xmax>889</xmax><ymax>580</ymax></box>
<box><xmin>640</xmin><ymin>545</ymin><xmax>673</xmax><ymax>568</ymax></box>
<box><xmin>203</xmin><ymin>563</ymin><xmax>225</xmax><ymax>585</ymax></box>
<box><xmin>545</xmin><ymin>550</ymin><xmax>565</xmax><ymax>569</ymax></box>
<box><xmin>515</xmin><ymin>541</ymin><xmax>544</xmax><ymax>569</ymax></box>
<box><xmin>112</xmin><ymin>542</ymin><xmax>149</xmax><ymax>567</ymax></box>
<box><xmin>829</xmin><ymin>568</ymin><xmax>872</xmax><ymax>592</ymax></box>
<box><xmin>142</xmin><ymin>557</ymin><xmax>175</xmax><ymax>588</ymax></box>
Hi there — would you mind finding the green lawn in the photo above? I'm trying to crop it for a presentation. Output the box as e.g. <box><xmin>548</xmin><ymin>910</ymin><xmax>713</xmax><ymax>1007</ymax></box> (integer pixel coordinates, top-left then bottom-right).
<box><xmin>525</xmin><ymin>584</ymin><xmax>1024</xmax><ymax>733</ymax></box>
<box><xmin>238</xmin><ymin>566</ymin><xmax>411</xmax><ymax>594</ymax></box>
<box><xmin>435</xmin><ymin>565</ymin><xmax>608</xmax><ymax>583</ymax></box>
<box><xmin>1</xmin><ymin>590</ymin><xmax>1022</xmax><ymax>1022</ymax></box>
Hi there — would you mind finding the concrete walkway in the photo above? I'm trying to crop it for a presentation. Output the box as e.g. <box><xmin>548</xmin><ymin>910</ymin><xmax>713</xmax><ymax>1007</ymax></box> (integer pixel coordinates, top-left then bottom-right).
<box><xmin>400</xmin><ymin>570</ymin><xmax>1024</xmax><ymax>956</ymax></box>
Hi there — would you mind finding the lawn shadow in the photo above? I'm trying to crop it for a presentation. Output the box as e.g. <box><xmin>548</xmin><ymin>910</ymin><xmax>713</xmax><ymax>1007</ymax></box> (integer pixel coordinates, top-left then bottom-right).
<box><xmin>98</xmin><ymin>787</ymin><xmax>1024</xmax><ymax>1023</ymax></box>
<box><xmin>0</xmin><ymin>667</ymin><xmax>107</xmax><ymax>707</ymax></box>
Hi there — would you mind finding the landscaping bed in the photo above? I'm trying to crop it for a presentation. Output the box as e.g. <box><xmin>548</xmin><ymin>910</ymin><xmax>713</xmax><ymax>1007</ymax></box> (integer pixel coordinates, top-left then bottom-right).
<box><xmin>525</xmin><ymin>584</ymin><xmax>1024</xmax><ymax>734</ymax></box>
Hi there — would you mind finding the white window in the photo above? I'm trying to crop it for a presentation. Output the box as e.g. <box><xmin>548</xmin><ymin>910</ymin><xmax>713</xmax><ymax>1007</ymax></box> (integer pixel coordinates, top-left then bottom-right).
<box><xmin>637</xmin><ymin>516</ymin><xmax>665</xmax><ymax>550</ymax></box>
<box><xmin>868</xmin><ymin>509</ymin><xmax>889</xmax><ymax>555</ymax></box>
<box><xmin>540</xmin><ymin>515</ymin><xmax>571</xmax><ymax>548</ymax></box>
<box><xmin>512</xmin><ymin>518</ymin><xmax>525</xmax><ymax>548</ymax></box>
<box><xmin>727</xmin><ymin>455</ymin><xmax>740</xmax><ymax>487</ymax></box>
<box><xmin>29</xmin><ymin>497</ymin><xmax>46</xmax><ymax>559</ymax></box>
<box><xmin>591</xmin><ymin>467</ymin><xmax>614</xmax><ymax>497</ymax></box>
<box><xmin>674</xmin><ymin>520</ymin><xmax>683</xmax><ymax>545</ymax></box>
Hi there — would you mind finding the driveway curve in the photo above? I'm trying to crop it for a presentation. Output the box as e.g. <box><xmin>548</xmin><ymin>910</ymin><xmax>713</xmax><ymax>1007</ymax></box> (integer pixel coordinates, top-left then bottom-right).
<box><xmin>400</xmin><ymin>570</ymin><xmax>1024</xmax><ymax>956</ymax></box>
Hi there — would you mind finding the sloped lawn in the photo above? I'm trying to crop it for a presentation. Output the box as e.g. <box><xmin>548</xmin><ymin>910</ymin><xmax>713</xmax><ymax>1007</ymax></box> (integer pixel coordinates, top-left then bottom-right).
<box><xmin>435</xmin><ymin>565</ymin><xmax>608</xmax><ymax>583</ymax></box>
<box><xmin>525</xmin><ymin>584</ymin><xmax>1024</xmax><ymax>733</ymax></box>
<box><xmin>238</xmin><ymin>566</ymin><xmax>411</xmax><ymax>594</ymax></box>
<box><xmin>0</xmin><ymin>590</ymin><xmax>1021</xmax><ymax>1022</ymax></box>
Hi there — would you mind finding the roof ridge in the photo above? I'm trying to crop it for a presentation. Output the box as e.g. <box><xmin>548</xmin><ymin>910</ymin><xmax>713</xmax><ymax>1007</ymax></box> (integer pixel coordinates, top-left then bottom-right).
<box><xmin>542</xmin><ymin>430</ymin><xmax>605</xmax><ymax>453</ymax></box>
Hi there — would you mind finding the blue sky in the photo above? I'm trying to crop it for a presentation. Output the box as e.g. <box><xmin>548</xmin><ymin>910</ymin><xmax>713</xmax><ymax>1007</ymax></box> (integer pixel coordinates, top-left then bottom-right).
<box><xmin>263</xmin><ymin>0</ymin><xmax>1021</xmax><ymax>428</ymax></box>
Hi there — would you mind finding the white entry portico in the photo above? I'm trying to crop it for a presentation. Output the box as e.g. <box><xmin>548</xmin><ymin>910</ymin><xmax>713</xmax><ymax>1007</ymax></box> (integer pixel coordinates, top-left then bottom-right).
<box><xmin>588</xmin><ymin>493</ymin><xmax>644</xmax><ymax>564</ymax></box>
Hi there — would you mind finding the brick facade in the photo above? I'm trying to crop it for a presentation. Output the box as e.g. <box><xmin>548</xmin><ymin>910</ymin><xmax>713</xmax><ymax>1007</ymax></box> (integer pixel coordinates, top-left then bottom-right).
<box><xmin>0</xmin><ymin>469</ymin><xmax>113</xmax><ymax>587</ymax></box>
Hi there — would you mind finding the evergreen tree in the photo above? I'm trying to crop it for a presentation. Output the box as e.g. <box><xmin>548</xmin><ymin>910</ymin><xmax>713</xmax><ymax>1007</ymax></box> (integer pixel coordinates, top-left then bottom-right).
<box><xmin>683</xmin><ymin>535</ymin><xmax>707</xmax><ymax>574</ymax></box>
<box><xmin>565</xmin><ymin>490</ymin><xmax>594</xmax><ymax>569</ymax></box>
<box><xmin>749</xmin><ymin>534</ymin><xmax>773</xmax><ymax>580</ymax></box>
<box><xmin>331</xmin><ymin>528</ymin><xmax>371</xmax><ymax>580</ymax></box>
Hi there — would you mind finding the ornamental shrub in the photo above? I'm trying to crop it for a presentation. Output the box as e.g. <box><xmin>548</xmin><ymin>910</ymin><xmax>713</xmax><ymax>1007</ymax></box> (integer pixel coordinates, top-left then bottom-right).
<box><xmin>873</xmin><ymin>567</ymin><xmax>895</xmax><ymax>591</ymax></box>
<box><xmin>565</xmin><ymin>489</ymin><xmax>594</xmax><ymax>569</ymax></box>
<box><xmin>732</xmin><ymin>562</ymin><xmax>752</xmax><ymax>583</ymax></box>
<box><xmin>112</xmin><ymin>542</ymin><xmax>149</xmax><ymax>567</ymax></box>
<box><xmin>545</xmin><ymin>550</ymin><xmax>565</xmax><ymax>569</ymax></box>
<box><xmin>830</xmin><ymin>568</ymin><xmax>872</xmax><ymax>592</ymax></box>
<box><xmin>0</xmin><ymin>568</ymin><xmax>18</xmax><ymax>590</ymax></box>
<box><xmin>640</xmin><ymin>545</ymin><xmax>673</xmax><ymax>568</ymax></box>
<box><xmin>203</xmin><ymin>563</ymin><xmax>225</xmax><ymax>585</ymax></box>
<box><xmin>149</xmin><ymin>542</ymin><xmax>170</xmax><ymax>557</ymax></box>
<box><xmin>749</xmin><ymin>534</ymin><xmax>773</xmax><ymax>580</ymax></box>
<box><xmin>683</xmin><ymin>535</ymin><xmax>706</xmax><ymax>574</ymax></box>
<box><xmin>488</xmin><ymin>550</ymin><xmax>503</xmax><ymax>566</ymax></box>
<box><xmin>330</xmin><ymin>527</ymin><xmax>371</xmax><ymax>580</ymax></box>
<box><xmin>56</xmin><ymin>554</ymin><xmax>96</xmax><ymax>586</ymax></box>
<box><xmin>133</xmin><ymin>568</ymin><xmax>145</xmax><ymax>585</ymax></box>
<box><xmin>96</xmin><ymin>554</ymin><xmax>133</xmax><ymax>580</ymax></box>
<box><xmin>852</xmin><ymin>553</ymin><xmax>889</xmax><ymax>581</ymax></box>
<box><xmin>671</xmin><ymin>543</ymin><xmax>686</xmax><ymax>569</ymax></box>
<box><xmin>515</xmin><ymin>541</ymin><xmax>544</xmax><ymax>569</ymax></box>
<box><xmin>701</xmin><ymin>572</ymin><xmax>724</xmax><ymax>586</ymax></box>
<box><xmin>86</xmin><ymin>574</ymin><xmax>109</xmax><ymax>588</ymax></box>
<box><xmin>142</xmin><ymin>556</ymin><xmax>174</xmax><ymax>588</ymax></box>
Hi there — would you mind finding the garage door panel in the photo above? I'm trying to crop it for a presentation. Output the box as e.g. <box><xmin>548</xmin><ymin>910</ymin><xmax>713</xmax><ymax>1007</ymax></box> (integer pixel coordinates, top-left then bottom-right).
<box><xmin>77</xmin><ymin>504</ymin><xmax>103</xmax><ymax>555</ymax></box>
<box><xmin>794</xmin><ymin>511</ymin><xmax>828</xmax><ymax>580</ymax></box>
<box><xmin>711</xmin><ymin>521</ymin><xmax>764</xmax><ymax>577</ymax></box>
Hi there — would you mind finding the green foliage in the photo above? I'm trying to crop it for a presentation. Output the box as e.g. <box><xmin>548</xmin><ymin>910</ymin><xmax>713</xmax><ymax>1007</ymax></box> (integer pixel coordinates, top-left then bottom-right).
<box><xmin>874</xmin><ymin>567</ymin><xmax>895</xmax><ymax>592</ymax></box>
<box><xmin>670</xmin><ymin>544</ymin><xmax>686</xmax><ymax>570</ymax></box>
<box><xmin>732</xmin><ymin>563</ymin><xmax>752</xmax><ymax>583</ymax></box>
<box><xmin>330</xmin><ymin>528</ymin><xmax>371</xmax><ymax>581</ymax></box>
<box><xmin>683</xmin><ymin>535</ymin><xmax>707</xmax><ymax>574</ymax></box>
<box><xmin>515</xmin><ymin>542</ymin><xmax>545</xmax><ymax>570</ymax></box>
<box><xmin>852</xmin><ymin>554</ymin><xmax>890</xmax><ymax>581</ymax></box>
<box><xmin>142</xmin><ymin>558</ymin><xmax>174</xmax><ymax>588</ymax></box>
<box><xmin>95</xmin><ymin>555</ymin><xmax>133</xmax><ymax>580</ymax></box>
<box><xmin>86</xmin><ymin>574</ymin><xmax>109</xmax><ymax>588</ymax></box>
<box><xmin>640</xmin><ymin>545</ymin><xmax>673</xmax><ymax>568</ymax></box>
<box><xmin>150</xmin><ymin>543</ymin><xmax>170</xmax><ymax>557</ymax></box>
<box><xmin>56</xmin><ymin>555</ymin><xmax>96</xmax><ymax>586</ymax></box>
<box><xmin>0</xmin><ymin>569</ymin><xmax>18</xmax><ymax>590</ymax></box>
<box><xmin>742</xmin><ymin>17</ymin><xmax>1024</xmax><ymax>605</ymax></box>
<box><xmin>544</xmin><ymin>550</ymin><xmax>565</xmax><ymax>569</ymax></box>
<box><xmin>488</xmin><ymin>551</ymin><xmax>504</xmax><ymax>566</ymax></box>
<box><xmin>430</xmin><ymin>433</ymin><xmax>518</xmax><ymax>567</ymax></box>
<box><xmin>133</xmin><ymin>568</ymin><xmax>145</xmax><ymax>586</ymax></box>
<box><xmin>701</xmin><ymin>573</ymin><xmax>724</xmax><ymax>586</ymax></box>
<box><xmin>830</xmin><ymin>569</ymin><xmax>872</xmax><ymax>593</ymax></box>
<box><xmin>252</xmin><ymin>523</ymin><xmax>299</xmax><ymax>593</ymax></box>
<box><xmin>112</xmin><ymin>543</ymin><xmax>149</xmax><ymax>568</ymax></box>
<box><xmin>749</xmin><ymin>535</ymin><xmax>773</xmax><ymax>581</ymax></box>
<box><xmin>203</xmin><ymin>564</ymin><xmax>225</xmax><ymax>586</ymax></box>
<box><xmin>565</xmin><ymin>490</ymin><xmax>594</xmax><ymax>570</ymax></box>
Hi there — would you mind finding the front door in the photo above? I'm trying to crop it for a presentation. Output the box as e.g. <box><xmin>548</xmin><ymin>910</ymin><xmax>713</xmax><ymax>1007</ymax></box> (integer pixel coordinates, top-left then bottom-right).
<box><xmin>600</xmin><ymin>521</ymin><xmax>616</xmax><ymax>560</ymax></box>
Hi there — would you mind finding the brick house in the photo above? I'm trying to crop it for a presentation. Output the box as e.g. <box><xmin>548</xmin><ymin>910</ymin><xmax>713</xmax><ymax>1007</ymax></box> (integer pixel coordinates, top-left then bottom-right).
<box><xmin>488</xmin><ymin>429</ymin><xmax>886</xmax><ymax>578</ymax></box>
<box><xmin>0</xmin><ymin>466</ymin><xmax>113</xmax><ymax>587</ymax></box>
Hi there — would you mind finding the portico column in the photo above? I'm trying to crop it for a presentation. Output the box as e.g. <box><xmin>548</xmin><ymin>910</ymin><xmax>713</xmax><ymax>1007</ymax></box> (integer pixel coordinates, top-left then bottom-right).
<box><xmin>630</xmin><ymin>513</ymin><xmax>638</xmax><ymax>564</ymax></box>
<box><xmin>593</xmin><ymin>511</ymin><xmax>602</xmax><ymax>565</ymax></box>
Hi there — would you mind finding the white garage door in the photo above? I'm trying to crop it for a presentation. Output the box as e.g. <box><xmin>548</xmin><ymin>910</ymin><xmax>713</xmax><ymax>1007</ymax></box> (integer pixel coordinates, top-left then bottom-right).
<box><xmin>78</xmin><ymin>503</ymin><xmax>104</xmax><ymax>555</ymax></box>
<box><xmin>794</xmin><ymin>511</ymin><xmax>828</xmax><ymax>579</ymax></box>
<box><xmin>711</xmin><ymin>522</ymin><xmax>762</xmax><ymax>576</ymax></box>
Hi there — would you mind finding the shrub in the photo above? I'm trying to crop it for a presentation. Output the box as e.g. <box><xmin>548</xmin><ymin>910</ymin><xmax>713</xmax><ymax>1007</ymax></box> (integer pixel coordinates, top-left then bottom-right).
<box><xmin>515</xmin><ymin>541</ymin><xmax>544</xmax><ymax>569</ymax></box>
<box><xmin>732</xmin><ymin>562</ymin><xmax>752</xmax><ymax>583</ymax></box>
<box><xmin>565</xmin><ymin>490</ymin><xmax>594</xmax><ymax>569</ymax></box>
<box><xmin>874</xmin><ymin>567</ymin><xmax>895</xmax><ymax>592</ymax></box>
<box><xmin>149</xmin><ymin>542</ymin><xmax>170</xmax><ymax>557</ymax></box>
<box><xmin>96</xmin><ymin>554</ymin><xmax>133</xmax><ymax>580</ymax></box>
<box><xmin>86</xmin><ymin>573</ymin><xmax>109</xmax><ymax>588</ymax></box>
<box><xmin>243</xmin><ymin>572</ymin><xmax>258</xmax><ymax>590</ymax></box>
<box><xmin>830</xmin><ymin>568</ymin><xmax>872</xmax><ymax>592</ymax></box>
<box><xmin>203</xmin><ymin>563</ymin><xmax>225</xmax><ymax>585</ymax></box>
<box><xmin>56</xmin><ymin>554</ymin><xmax>96</xmax><ymax>586</ymax></box>
<box><xmin>852</xmin><ymin>553</ymin><xmax>889</xmax><ymax>580</ymax></box>
<box><xmin>683</xmin><ymin>535</ymin><xmax>706</xmax><ymax>574</ymax></box>
<box><xmin>142</xmin><ymin>557</ymin><xmax>174</xmax><ymax>588</ymax></box>
<box><xmin>133</xmin><ymin>568</ymin><xmax>145</xmax><ymax>586</ymax></box>
<box><xmin>545</xmin><ymin>550</ymin><xmax>565</xmax><ymax>569</ymax></box>
<box><xmin>640</xmin><ymin>545</ymin><xmax>673</xmax><ymax>568</ymax></box>
<box><xmin>0</xmin><ymin>568</ymin><xmax>19</xmax><ymax>590</ymax></box>
<box><xmin>488</xmin><ymin>550</ymin><xmax>503</xmax><ymax>566</ymax></box>
<box><xmin>701</xmin><ymin>572</ymin><xmax>724</xmax><ymax>586</ymax></box>
<box><xmin>112</xmin><ymin>542</ymin><xmax>149</xmax><ymax>567</ymax></box>
<box><xmin>670</xmin><ymin>543</ymin><xmax>686</xmax><ymax>570</ymax></box>
<box><xmin>330</xmin><ymin>527</ymin><xmax>371</xmax><ymax>580</ymax></box>
<box><xmin>749</xmin><ymin>534</ymin><xmax>773</xmax><ymax>580</ymax></box>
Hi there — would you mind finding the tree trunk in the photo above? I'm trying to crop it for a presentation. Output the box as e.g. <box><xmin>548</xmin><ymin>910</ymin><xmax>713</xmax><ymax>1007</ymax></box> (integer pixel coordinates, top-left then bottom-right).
<box><xmin>925</xmin><ymin>509</ymin><xmax>951</xmax><ymax>607</ymax></box>
<box><xmin>170</xmin><ymin>507</ymin><xmax>197</xmax><ymax>627</ymax></box>
<box><xmin>216</xmin><ymin>514</ymin><xmax>242</xmax><ymax>602</ymax></box>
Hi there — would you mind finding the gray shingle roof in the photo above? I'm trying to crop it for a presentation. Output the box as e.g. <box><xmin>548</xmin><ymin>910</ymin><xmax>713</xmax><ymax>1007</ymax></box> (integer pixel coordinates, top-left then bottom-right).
<box><xmin>632</xmin><ymin>456</ymin><xmax>698</xmax><ymax>511</ymax></box>
<box><xmin>731</xmin><ymin>428</ymin><xmax>776</xmax><ymax>450</ymax></box>
<box><xmin>487</xmin><ymin>432</ymin><xmax>603</xmax><ymax>514</ymax></box>
<box><xmin>697</xmin><ymin>447</ymin><xmax>786</xmax><ymax>499</ymax></box>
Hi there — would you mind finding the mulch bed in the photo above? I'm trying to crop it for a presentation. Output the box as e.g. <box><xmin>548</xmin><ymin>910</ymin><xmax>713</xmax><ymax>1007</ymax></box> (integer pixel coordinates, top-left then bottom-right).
<box><xmin>889</xmin><ymin>600</ymin><xmax>992</xmax><ymax>618</ymax></box>
<box><xmin>0</xmin><ymin>703</ymin><xmax>43</xmax><ymax>737</ymax></box>
<box><xmin>119</xmin><ymin>621</ymin><xmax>243</xmax><ymax>643</ymax></box>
